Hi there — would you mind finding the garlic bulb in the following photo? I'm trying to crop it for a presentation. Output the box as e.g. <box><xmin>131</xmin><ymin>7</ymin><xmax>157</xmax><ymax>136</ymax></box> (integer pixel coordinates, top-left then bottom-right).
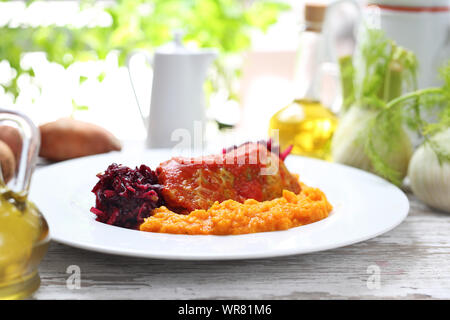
<box><xmin>408</xmin><ymin>129</ymin><xmax>450</xmax><ymax>213</ymax></box>
<box><xmin>332</xmin><ymin>106</ymin><xmax>413</xmax><ymax>179</ymax></box>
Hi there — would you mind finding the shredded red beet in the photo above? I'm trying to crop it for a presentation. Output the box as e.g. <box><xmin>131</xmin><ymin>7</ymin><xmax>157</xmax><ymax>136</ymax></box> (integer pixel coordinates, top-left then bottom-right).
<box><xmin>279</xmin><ymin>144</ymin><xmax>294</xmax><ymax>161</ymax></box>
<box><xmin>90</xmin><ymin>163</ymin><xmax>164</xmax><ymax>229</ymax></box>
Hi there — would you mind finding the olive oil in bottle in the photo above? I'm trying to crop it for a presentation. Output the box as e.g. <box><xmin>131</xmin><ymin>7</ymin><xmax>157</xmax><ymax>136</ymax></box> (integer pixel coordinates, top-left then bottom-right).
<box><xmin>0</xmin><ymin>188</ymin><xmax>49</xmax><ymax>300</ymax></box>
<box><xmin>269</xmin><ymin>3</ymin><xmax>337</xmax><ymax>160</ymax></box>
<box><xmin>0</xmin><ymin>109</ymin><xmax>48</xmax><ymax>300</ymax></box>
<box><xmin>270</xmin><ymin>99</ymin><xmax>337</xmax><ymax>160</ymax></box>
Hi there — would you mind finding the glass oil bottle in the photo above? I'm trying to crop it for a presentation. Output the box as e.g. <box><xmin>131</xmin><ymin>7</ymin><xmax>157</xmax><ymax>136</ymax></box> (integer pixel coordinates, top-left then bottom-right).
<box><xmin>269</xmin><ymin>2</ymin><xmax>338</xmax><ymax>160</ymax></box>
<box><xmin>0</xmin><ymin>188</ymin><xmax>49</xmax><ymax>299</ymax></box>
<box><xmin>0</xmin><ymin>110</ymin><xmax>49</xmax><ymax>299</ymax></box>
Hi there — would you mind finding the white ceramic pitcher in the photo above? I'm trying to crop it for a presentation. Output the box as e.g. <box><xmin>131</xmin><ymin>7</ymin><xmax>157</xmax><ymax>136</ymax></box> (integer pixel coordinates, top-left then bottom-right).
<box><xmin>128</xmin><ymin>32</ymin><xmax>217</xmax><ymax>148</ymax></box>
<box><xmin>371</xmin><ymin>0</ymin><xmax>450</xmax><ymax>88</ymax></box>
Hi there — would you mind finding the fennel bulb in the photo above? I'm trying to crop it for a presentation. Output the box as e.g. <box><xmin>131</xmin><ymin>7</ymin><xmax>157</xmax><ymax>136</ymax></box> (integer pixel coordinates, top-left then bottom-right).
<box><xmin>333</xmin><ymin>27</ymin><xmax>417</xmax><ymax>184</ymax></box>
<box><xmin>408</xmin><ymin>129</ymin><xmax>450</xmax><ymax>213</ymax></box>
<box><xmin>332</xmin><ymin>106</ymin><xmax>413</xmax><ymax>180</ymax></box>
<box><xmin>332</xmin><ymin>107</ymin><xmax>375</xmax><ymax>172</ymax></box>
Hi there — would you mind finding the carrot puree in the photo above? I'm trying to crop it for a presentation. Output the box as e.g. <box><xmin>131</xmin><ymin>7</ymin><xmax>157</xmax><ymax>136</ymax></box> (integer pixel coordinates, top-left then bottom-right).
<box><xmin>139</xmin><ymin>184</ymin><xmax>332</xmax><ymax>235</ymax></box>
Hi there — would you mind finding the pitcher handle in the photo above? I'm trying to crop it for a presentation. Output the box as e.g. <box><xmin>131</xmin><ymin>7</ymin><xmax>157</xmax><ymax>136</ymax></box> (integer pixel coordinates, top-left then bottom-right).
<box><xmin>126</xmin><ymin>51</ymin><xmax>153</xmax><ymax>128</ymax></box>
<box><xmin>0</xmin><ymin>109</ymin><xmax>40</xmax><ymax>196</ymax></box>
<box><xmin>322</xmin><ymin>0</ymin><xmax>362</xmax><ymax>64</ymax></box>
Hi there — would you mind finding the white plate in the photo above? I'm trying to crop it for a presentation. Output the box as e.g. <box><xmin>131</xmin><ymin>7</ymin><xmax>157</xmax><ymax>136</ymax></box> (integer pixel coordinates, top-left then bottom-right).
<box><xmin>30</xmin><ymin>150</ymin><xmax>409</xmax><ymax>260</ymax></box>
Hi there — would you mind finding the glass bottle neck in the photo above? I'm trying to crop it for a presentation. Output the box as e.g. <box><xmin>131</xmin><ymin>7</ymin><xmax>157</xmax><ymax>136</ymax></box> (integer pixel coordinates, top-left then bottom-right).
<box><xmin>293</xmin><ymin>26</ymin><xmax>326</xmax><ymax>102</ymax></box>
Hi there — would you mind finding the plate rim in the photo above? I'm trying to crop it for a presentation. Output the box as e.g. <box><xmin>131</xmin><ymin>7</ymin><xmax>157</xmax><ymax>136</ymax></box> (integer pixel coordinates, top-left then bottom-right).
<box><xmin>32</xmin><ymin>150</ymin><xmax>410</xmax><ymax>260</ymax></box>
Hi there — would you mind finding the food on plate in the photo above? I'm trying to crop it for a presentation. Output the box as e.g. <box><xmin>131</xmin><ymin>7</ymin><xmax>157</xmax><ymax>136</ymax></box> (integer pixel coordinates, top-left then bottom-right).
<box><xmin>140</xmin><ymin>186</ymin><xmax>331</xmax><ymax>235</ymax></box>
<box><xmin>39</xmin><ymin>118</ymin><xmax>122</xmax><ymax>161</ymax></box>
<box><xmin>90</xmin><ymin>141</ymin><xmax>332</xmax><ymax>235</ymax></box>
<box><xmin>157</xmin><ymin>142</ymin><xmax>301</xmax><ymax>213</ymax></box>
<box><xmin>90</xmin><ymin>163</ymin><xmax>164</xmax><ymax>229</ymax></box>
<box><xmin>0</xmin><ymin>125</ymin><xmax>22</xmax><ymax>164</ymax></box>
<box><xmin>0</xmin><ymin>140</ymin><xmax>15</xmax><ymax>183</ymax></box>
<box><xmin>223</xmin><ymin>139</ymin><xmax>293</xmax><ymax>161</ymax></box>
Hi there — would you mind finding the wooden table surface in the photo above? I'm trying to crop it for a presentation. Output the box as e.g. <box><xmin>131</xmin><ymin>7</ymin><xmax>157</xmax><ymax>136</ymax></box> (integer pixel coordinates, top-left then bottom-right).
<box><xmin>31</xmin><ymin>193</ymin><xmax>449</xmax><ymax>300</ymax></box>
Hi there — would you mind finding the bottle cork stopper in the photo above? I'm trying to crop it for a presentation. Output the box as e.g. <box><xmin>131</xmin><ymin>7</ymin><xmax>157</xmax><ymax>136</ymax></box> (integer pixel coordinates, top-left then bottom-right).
<box><xmin>304</xmin><ymin>2</ymin><xmax>327</xmax><ymax>31</ymax></box>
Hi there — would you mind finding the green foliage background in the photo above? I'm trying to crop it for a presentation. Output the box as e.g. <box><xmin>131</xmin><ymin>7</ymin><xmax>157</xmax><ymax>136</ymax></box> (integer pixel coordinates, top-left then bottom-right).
<box><xmin>0</xmin><ymin>0</ymin><xmax>289</xmax><ymax>103</ymax></box>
